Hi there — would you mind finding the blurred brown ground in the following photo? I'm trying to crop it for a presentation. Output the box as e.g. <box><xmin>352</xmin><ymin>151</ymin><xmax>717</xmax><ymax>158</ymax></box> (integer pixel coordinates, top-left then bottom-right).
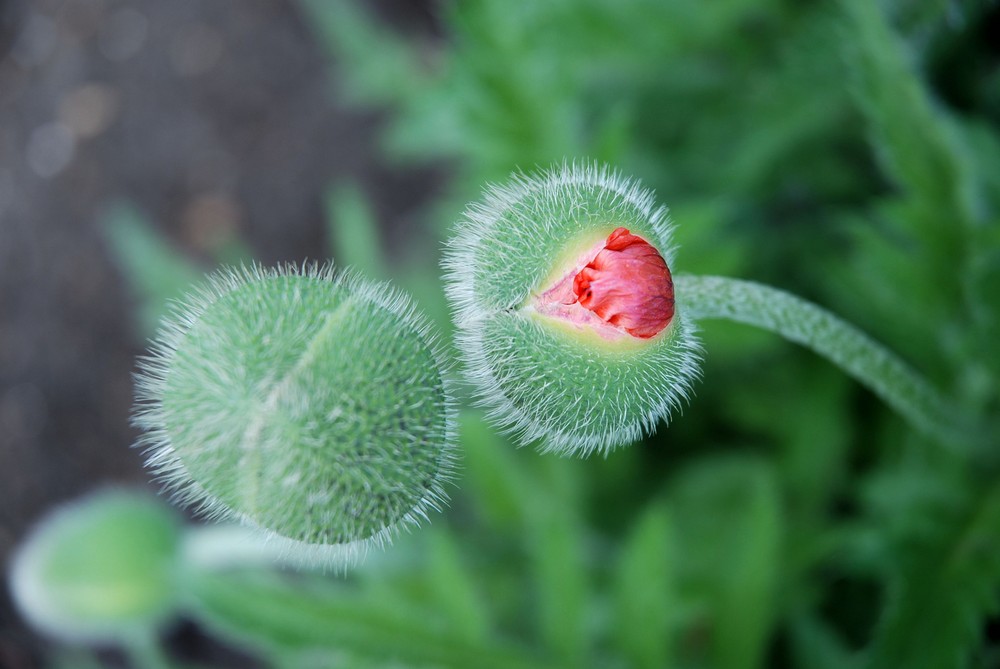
<box><xmin>0</xmin><ymin>0</ymin><xmax>440</xmax><ymax>665</ymax></box>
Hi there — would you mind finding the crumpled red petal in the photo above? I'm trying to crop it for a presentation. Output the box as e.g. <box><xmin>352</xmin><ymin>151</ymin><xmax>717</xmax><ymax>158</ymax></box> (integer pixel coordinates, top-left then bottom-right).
<box><xmin>572</xmin><ymin>227</ymin><xmax>674</xmax><ymax>338</ymax></box>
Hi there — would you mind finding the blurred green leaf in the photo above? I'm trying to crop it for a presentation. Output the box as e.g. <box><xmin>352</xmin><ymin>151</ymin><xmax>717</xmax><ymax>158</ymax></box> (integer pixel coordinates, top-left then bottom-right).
<box><xmin>867</xmin><ymin>480</ymin><xmax>1000</xmax><ymax>669</ymax></box>
<box><xmin>424</xmin><ymin>527</ymin><xmax>491</xmax><ymax>644</ymax></box>
<box><xmin>612</xmin><ymin>498</ymin><xmax>675</xmax><ymax>669</ymax></box>
<box><xmin>671</xmin><ymin>457</ymin><xmax>783</xmax><ymax>669</ymax></box>
<box><xmin>325</xmin><ymin>182</ymin><xmax>386</xmax><ymax>279</ymax></box>
<box><xmin>841</xmin><ymin>0</ymin><xmax>979</xmax><ymax>227</ymax></box>
<box><xmin>787</xmin><ymin>614</ymin><xmax>861</xmax><ymax>669</ymax></box>
<box><xmin>834</xmin><ymin>0</ymin><xmax>986</xmax><ymax>385</ymax></box>
<box><xmin>296</xmin><ymin>0</ymin><xmax>425</xmax><ymax>106</ymax></box>
<box><xmin>459</xmin><ymin>411</ymin><xmax>535</xmax><ymax>529</ymax></box>
<box><xmin>526</xmin><ymin>463</ymin><xmax>590</xmax><ymax>668</ymax></box>
<box><xmin>186</xmin><ymin>569</ymin><xmax>549</xmax><ymax>669</ymax></box>
<box><xmin>102</xmin><ymin>202</ymin><xmax>203</xmax><ymax>337</ymax></box>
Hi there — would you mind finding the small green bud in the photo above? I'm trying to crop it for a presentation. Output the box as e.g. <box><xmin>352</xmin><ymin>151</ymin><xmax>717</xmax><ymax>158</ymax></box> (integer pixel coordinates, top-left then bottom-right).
<box><xmin>9</xmin><ymin>491</ymin><xmax>181</xmax><ymax>643</ymax></box>
<box><xmin>443</xmin><ymin>162</ymin><xmax>701</xmax><ymax>457</ymax></box>
<box><xmin>133</xmin><ymin>264</ymin><xmax>456</xmax><ymax>565</ymax></box>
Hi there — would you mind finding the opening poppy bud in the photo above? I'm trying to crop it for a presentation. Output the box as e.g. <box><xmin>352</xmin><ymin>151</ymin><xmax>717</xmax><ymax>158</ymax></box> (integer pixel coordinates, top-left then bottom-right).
<box><xmin>444</xmin><ymin>162</ymin><xmax>701</xmax><ymax>457</ymax></box>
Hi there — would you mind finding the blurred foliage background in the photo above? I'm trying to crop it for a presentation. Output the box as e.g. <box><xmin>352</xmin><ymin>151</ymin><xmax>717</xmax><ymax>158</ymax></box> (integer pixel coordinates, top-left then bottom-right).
<box><xmin>1</xmin><ymin>0</ymin><xmax>999</xmax><ymax>667</ymax></box>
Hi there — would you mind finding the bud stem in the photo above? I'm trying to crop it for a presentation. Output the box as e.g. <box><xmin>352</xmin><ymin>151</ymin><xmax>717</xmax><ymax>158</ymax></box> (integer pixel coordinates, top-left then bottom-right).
<box><xmin>675</xmin><ymin>274</ymin><xmax>967</xmax><ymax>445</ymax></box>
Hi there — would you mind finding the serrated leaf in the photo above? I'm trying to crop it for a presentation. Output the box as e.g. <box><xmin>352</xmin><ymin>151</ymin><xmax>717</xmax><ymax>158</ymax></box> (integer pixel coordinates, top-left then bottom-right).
<box><xmin>867</xmin><ymin>481</ymin><xmax>1000</xmax><ymax>669</ymax></box>
<box><xmin>840</xmin><ymin>0</ymin><xmax>979</xmax><ymax>228</ymax></box>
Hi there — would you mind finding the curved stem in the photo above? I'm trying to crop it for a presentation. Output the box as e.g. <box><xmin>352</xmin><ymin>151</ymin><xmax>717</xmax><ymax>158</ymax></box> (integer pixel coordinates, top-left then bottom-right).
<box><xmin>181</xmin><ymin>525</ymin><xmax>287</xmax><ymax>570</ymax></box>
<box><xmin>675</xmin><ymin>274</ymin><xmax>963</xmax><ymax>445</ymax></box>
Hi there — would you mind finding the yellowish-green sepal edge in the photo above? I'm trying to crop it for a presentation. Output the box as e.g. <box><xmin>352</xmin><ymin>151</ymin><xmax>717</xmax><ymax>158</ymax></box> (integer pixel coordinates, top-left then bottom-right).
<box><xmin>443</xmin><ymin>162</ymin><xmax>702</xmax><ymax>457</ymax></box>
<box><xmin>133</xmin><ymin>263</ymin><xmax>458</xmax><ymax>568</ymax></box>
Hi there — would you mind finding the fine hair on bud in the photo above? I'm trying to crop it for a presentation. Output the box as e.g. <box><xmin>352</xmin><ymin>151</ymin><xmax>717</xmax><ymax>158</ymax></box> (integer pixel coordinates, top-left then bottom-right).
<box><xmin>133</xmin><ymin>263</ymin><xmax>457</xmax><ymax>567</ymax></box>
<box><xmin>443</xmin><ymin>161</ymin><xmax>701</xmax><ymax>457</ymax></box>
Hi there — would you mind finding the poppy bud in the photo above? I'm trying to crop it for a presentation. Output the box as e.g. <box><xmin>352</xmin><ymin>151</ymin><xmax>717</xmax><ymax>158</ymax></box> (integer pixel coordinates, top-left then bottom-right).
<box><xmin>133</xmin><ymin>264</ymin><xmax>457</xmax><ymax>567</ymax></box>
<box><xmin>9</xmin><ymin>491</ymin><xmax>180</xmax><ymax>643</ymax></box>
<box><xmin>444</xmin><ymin>162</ymin><xmax>701</xmax><ymax>457</ymax></box>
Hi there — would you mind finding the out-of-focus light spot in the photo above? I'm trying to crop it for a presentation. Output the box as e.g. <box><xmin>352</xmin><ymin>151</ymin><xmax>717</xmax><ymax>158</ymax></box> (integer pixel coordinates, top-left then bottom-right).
<box><xmin>169</xmin><ymin>24</ymin><xmax>224</xmax><ymax>77</ymax></box>
<box><xmin>97</xmin><ymin>8</ymin><xmax>148</xmax><ymax>62</ymax></box>
<box><xmin>0</xmin><ymin>169</ymin><xmax>13</xmax><ymax>216</ymax></box>
<box><xmin>0</xmin><ymin>384</ymin><xmax>48</xmax><ymax>443</ymax></box>
<box><xmin>187</xmin><ymin>149</ymin><xmax>238</xmax><ymax>191</ymax></box>
<box><xmin>180</xmin><ymin>192</ymin><xmax>242</xmax><ymax>252</ymax></box>
<box><xmin>11</xmin><ymin>13</ymin><xmax>59</xmax><ymax>68</ymax></box>
<box><xmin>61</xmin><ymin>0</ymin><xmax>109</xmax><ymax>41</ymax></box>
<box><xmin>26</xmin><ymin>122</ymin><xmax>75</xmax><ymax>179</ymax></box>
<box><xmin>59</xmin><ymin>83</ymin><xmax>121</xmax><ymax>139</ymax></box>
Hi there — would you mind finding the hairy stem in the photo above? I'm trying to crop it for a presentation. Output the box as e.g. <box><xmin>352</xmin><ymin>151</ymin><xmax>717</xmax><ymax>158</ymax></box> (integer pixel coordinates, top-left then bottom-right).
<box><xmin>676</xmin><ymin>274</ymin><xmax>963</xmax><ymax>445</ymax></box>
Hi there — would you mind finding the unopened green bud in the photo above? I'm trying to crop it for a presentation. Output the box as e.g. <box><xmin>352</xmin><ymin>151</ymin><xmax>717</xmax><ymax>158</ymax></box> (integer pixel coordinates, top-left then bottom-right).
<box><xmin>9</xmin><ymin>491</ymin><xmax>180</xmax><ymax>642</ymax></box>
<box><xmin>133</xmin><ymin>264</ymin><xmax>456</xmax><ymax>566</ymax></box>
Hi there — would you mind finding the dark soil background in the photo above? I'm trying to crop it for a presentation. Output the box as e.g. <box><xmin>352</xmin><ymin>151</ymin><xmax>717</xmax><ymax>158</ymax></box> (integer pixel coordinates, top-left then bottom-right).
<box><xmin>0</xmin><ymin>0</ymin><xmax>441</xmax><ymax>665</ymax></box>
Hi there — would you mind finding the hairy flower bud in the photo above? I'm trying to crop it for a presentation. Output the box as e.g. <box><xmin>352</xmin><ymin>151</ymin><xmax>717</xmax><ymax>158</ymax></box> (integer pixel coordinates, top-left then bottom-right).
<box><xmin>444</xmin><ymin>162</ymin><xmax>701</xmax><ymax>457</ymax></box>
<box><xmin>133</xmin><ymin>264</ymin><xmax>456</xmax><ymax>566</ymax></box>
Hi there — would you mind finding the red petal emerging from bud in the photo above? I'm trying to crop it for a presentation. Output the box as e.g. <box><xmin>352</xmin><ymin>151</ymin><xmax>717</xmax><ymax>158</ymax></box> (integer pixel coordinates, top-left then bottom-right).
<box><xmin>535</xmin><ymin>227</ymin><xmax>674</xmax><ymax>340</ymax></box>
<box><xmin>572</xmin><ymin>228</ymin><xmax>674</xmax><ymax>338</ymax></box>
